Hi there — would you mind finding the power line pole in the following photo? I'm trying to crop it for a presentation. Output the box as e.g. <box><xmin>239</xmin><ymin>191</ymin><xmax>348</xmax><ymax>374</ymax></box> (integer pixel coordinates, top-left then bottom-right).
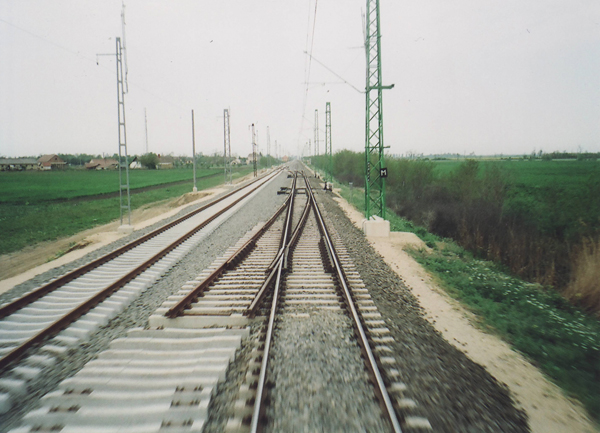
<box><xmin>144</xmin><ymin>108</ymin><xmax>149</xmax><ymax>154</ymax></box>
<box><xmin>314</xmin><ymin>109</ymin><xmax>319</xmax><ymax>155</ymax></box>
<box><xmin>275</xmin><ymin>139</ymin><xmax>278</xmax><ymax>160</ymax></box>
<box><xmin>116</xmin><ymin>36</ymin><xmax>131</xmax><ymax>229</ymax></box>
<box><xmin>308</xmin><ymin>139</ymin><xmax>312</xmax><ymax>157</ymax></box>
<box><xmin>266</xmin><ymin>126</ymin><xmax>271</xmax><ymax>168</ymax></box>
<box><xmin>192</xmin><ymin>109</ymin><xmax>197</xmax><ymax>192</ymax></box>
<box><xmin>224</xmin><ymin>108</ymin><xmax>231</xmax><ymax>184</ymax></box>
<box><xmin>325</xmin><ymin>101</ymin><xmax>332</xmax><ymax>188</ymax></box>
<box><xmin>365</xmin><ymin>0</ymin><xmax>394</xmax><ymax>219</ymax></box>
<box><xmin>251</xmin><ymin>123</ymin><xmax>257</xmax><ymax>177</ymax></box>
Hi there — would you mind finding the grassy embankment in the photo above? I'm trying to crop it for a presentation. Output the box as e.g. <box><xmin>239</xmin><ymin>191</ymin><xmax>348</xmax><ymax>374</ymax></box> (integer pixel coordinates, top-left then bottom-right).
<box><xmin>0</xmin><ymin>167</ymin><xmax>253</xmax><ymax>255</ymax></box>
<box><xmin>311</xmin><ymin>154</ymin><xmax>600</xmax><ymax>422</ymax></box>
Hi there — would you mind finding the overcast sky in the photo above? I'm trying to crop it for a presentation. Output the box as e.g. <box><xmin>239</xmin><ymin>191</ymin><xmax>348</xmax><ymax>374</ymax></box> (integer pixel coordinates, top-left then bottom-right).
<box><xmin>1</xmin><ymin>0</ymin><xmax>599</xmax><ymax>159</ymax></box>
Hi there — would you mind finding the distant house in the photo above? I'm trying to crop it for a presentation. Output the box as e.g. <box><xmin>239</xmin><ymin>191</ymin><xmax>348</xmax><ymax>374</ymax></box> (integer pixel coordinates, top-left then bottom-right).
<box><xmin>0</xmin><ymin>158</ymin><xmax>38</xmax><ymax>171</ymax></box>
<box><xmin>230</xmin><ymin>158</ymin><xmax>242</xmax><ymax>166</ymax></box>
<box><xmin>129</xmin><ymin>156</ymin><xmax>142</xmax><ymax>169</ymax></box>
<box><xmin>247</xmin><ymin>153</ymin><xmax>260</xmax><ymax>165</ymax></box>
<box><xmin>281</xmin><ymin>155</ymin><xmax>289</xmax><ymax>163</ymax></box>
<box><xmin>85</xmin><ymin>158</ymin><xmax>118</xmax><ymax>170</ymax></box>
<box><xmin>157</xmin><ymin>155</ymin><xmax>175</xmax><ymax>169</ymax></box>
<box><xmin>37</xmin><ymin>154</ymin><xmax>66</xmax><ymax>170</ymax></box>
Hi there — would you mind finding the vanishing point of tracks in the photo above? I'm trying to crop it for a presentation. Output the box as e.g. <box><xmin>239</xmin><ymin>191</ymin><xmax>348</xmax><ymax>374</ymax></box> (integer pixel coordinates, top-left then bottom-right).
<box><xmin>2</xmin><ymin>165</ymin><xmax>432</xmax><ymax>432</ymax></box>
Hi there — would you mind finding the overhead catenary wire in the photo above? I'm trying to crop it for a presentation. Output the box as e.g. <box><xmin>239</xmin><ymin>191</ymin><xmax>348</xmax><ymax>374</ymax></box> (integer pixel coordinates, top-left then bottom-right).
<box><xmin>304</xmin><ymin>51</ymin><xmax>364</xmax><ymax>94</ymax></box>
<box><xmin>297</xmin><ymin>0</ymin><xmax>320</xmax><ymax>151</ymax></box>
<box><xmin>0</xmin><ymin>16</ymin><xmax>200</xmax><ymax>118</ymax></box>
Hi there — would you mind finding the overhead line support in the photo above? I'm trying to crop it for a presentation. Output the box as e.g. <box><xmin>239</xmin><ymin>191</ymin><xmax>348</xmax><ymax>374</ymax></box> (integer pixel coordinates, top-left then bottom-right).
<box><xmin>325</xmin><ymin>102</ymin><xmax>332</xmax><ymax>188</ymax></box>
<box><xmin>364</xmin><ymin>0</ymin><xmax>394</xmax><ymax>219</ymax></box>
<box><xmin>115</xmin><ymin>37</ymin><xmax>131</xmax><ymax>228</ymax></box>
<box><xmin>224</xmin><ymin>109</ymin><xmax>232</xmax><ymax>184</ymax></box>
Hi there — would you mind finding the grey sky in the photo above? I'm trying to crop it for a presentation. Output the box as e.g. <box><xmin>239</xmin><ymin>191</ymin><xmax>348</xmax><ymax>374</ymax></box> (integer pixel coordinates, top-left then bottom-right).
<box><xmin>1</xmin><ymin>0</ymin><xmax>599</xmax><ymax>159</ymax></box>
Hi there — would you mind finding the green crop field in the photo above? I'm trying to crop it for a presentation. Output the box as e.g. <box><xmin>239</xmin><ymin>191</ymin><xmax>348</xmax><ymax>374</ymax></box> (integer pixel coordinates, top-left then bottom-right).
<box><xmin>0</xmin><ymin>167</ymin><xmax>254</xmax><ymax>256</ymax></box>
<box><xmin>0</xmin><ymin>168</ymin><xmax>221</xmax><ymax>203</ymax></box>
<box><xmin>431</xmin><ymin>159</ymin><xmax>600</xmax><ymax>187</ymax></box>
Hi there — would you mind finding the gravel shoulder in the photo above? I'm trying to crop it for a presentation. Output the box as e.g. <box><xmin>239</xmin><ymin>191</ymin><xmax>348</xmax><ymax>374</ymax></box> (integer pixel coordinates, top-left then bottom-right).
<box><xmin>329</xmin><ymin>190</ymin><xmax>599</xmax><ymax>433</ymax></box>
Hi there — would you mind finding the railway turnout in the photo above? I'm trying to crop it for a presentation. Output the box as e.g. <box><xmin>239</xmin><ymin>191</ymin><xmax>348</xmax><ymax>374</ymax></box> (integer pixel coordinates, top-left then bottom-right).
<box><xmin>3</xmin><ymin>163</ymin><xmax>488</xmax><ymax>432</ymax></box>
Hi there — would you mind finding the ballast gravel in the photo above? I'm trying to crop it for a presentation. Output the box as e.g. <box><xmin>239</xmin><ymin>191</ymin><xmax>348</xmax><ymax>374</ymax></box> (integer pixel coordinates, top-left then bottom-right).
<box><xmin>0</xmin><ymin>171</ymin><xmax>289</xmax><ymax>432</ymax></box>
<box><xmin>313</xmin><ymin>179</ymin><xmax>530</xmax><ymax>433</ymax></box>
<box><xmin>266</xmin><ymin>311</ymin><xmax>389</xmax><ymax>432</ymax></box>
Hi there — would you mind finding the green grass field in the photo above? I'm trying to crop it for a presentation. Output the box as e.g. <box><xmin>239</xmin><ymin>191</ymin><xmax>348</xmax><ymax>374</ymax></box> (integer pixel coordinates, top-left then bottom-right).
<box><xmin>432</xmin><ymin>159</ymin><xmax>600</xmax><ymax>188</ymax></box>
<box><xmin>0</xmin><ymin>168</ymin><xmax>221</xmax><ymax>203</ymax></box>
<box><xmin>0</xmin><ymin>167</ymin><xmax>253</xmax><ymax>255</ymax></box>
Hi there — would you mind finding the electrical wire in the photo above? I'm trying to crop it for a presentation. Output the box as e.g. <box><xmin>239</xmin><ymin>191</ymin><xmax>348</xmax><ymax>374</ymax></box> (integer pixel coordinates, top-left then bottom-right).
<box><xmin>297</xmin><ymin>0</ymin><xmax>319</xmax><ymax>149</ymax></box>
<box><xmin>0</xmin><ymin>16</ymin><xmax>204</xmax><ymax>117</ymax></box>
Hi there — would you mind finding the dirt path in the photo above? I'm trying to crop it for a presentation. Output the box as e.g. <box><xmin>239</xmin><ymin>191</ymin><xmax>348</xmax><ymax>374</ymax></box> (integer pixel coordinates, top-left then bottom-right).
<box><xmin>333</xmin><ymin>195</ymin><xmax>599</xmax><ymax>433</ymax></box>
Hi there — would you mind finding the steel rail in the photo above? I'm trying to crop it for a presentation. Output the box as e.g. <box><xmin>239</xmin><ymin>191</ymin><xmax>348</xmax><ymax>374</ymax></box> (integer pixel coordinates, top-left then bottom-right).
<box><xmin>0</xmin><ymin>169</ymin><xmax>283</xmax><ymax>371</ymax></box>
<box><xmin>250</xmin><ymin>250</ymin><xmax>284</xmax><ymax>433</ymax></box>
<box><xmin>306</xmin><ymin>173</ymin><xmax>403</xmax><ymax>433</ymax></box>
<box><xmin>248</xmin><ymin>173</ymin><xmax>313</xmax><ymax>433</ymax></box>
<box><xmin>266</xmin><ymin>172</ymin><xmax>297</xmax><ymax>272</ymax></box>
<box><xmin>164</xmin><ymin>192</ymin><xmax>292</xmax><ymax>318</ymax></box>
<box><xmin>0</xmin><ymin>169</ymin><xmax>281</xmax><ymax>320</ymax></box>
<box><xmin>245</xmin><ymin>201</ymin><xmax>311</xmax><ymax>315</ymax></box>
<box><xmin>245</xmin><ymin>172</ymin><xmax>310</xmax><ymax>317</ymax></box>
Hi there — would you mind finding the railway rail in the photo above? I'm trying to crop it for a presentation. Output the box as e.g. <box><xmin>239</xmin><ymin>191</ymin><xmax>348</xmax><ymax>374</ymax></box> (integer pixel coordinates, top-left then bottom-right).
<box><xmin>0</xmin><ymin>169</ymin><xmax>282</xmax><ymax>403</ymax></box>
<box><xmin>6</xmin><ymin>166</ymin><xmax>432</xmax><ymax>432</ymax></box>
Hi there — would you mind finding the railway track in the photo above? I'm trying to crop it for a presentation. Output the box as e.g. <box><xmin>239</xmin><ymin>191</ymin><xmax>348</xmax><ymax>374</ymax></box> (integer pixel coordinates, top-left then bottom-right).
<box><xmin>6</xmin><ymin>166</ymin><xmax>432</xmax><ymax>432</ymax></box>
<box><xmin>0</xmin><ymin>169</ymin><xmax>282</xmax><ymax>411</ymax></box>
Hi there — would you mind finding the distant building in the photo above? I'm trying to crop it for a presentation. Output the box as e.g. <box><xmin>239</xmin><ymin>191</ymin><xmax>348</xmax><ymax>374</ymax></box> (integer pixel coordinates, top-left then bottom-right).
<box><xmin>247</xmin><ymin>153</ymin><xmax>261</xmax><ymax>165</ymax></box>
<box><xmin>129</xmin><ymin>156</ymin><xmax>142</xmax><ymax>169</ymax></box>
<box><xmin>157</xmin><ymin>155</ymin><xmax>175</xmax><ymax>169</ymax></box>
<box><xmin>0</xmin><ymin>158</ymin><xmax>38</xmax><ymax>171</ymax></box>
<box><xmin>230</xmin><ymin>158</ymin><xmax>242</xmax><ymax>166</ymax></box>
<box><xmin>282</xmin><ymin>155</ymin><xmax>289</xmax><ymax>163</ymax></box>
<box><xmin>85</xmin><ymin>158</ymin><xmax>118</xmax><ymax>170</ymax></box>
<box><xmin>37</xmin><ymin>154</ymin><xmax>66</xmax><ymax>170</ymax></box>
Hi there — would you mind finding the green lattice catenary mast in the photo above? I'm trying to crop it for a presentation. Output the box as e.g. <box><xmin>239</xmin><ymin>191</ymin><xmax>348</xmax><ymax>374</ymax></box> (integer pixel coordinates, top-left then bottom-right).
<box><xmin>364</xmin><ymin>0</ymin><xmax>394</xmax><ymax>219</ymax></box>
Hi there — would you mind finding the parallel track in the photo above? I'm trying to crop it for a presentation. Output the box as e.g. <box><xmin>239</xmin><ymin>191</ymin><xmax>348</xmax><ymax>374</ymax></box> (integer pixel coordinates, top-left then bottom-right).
<box><xmin>0</xmin><ymin>169</ymin><xmax>281</xmax><ymax>371</ymax></box>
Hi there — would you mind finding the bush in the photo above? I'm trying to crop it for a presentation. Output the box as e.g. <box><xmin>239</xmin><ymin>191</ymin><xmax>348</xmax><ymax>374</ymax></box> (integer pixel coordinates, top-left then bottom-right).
<box><xmin>140</xmin><ymin>153</ymin><xmax>159</xmax><ymax>169</ymax></box>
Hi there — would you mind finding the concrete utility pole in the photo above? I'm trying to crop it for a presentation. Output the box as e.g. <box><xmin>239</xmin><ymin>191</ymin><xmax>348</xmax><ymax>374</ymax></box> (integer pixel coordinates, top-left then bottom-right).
<box><xmin>192</xmin><ymin>109</ymin><xmax>197</xmax><ymax>192</ymax></box>
<box><xmin>325</xmin><ymin>102</ymin><xmax>332</xmax><ymax>188</ymax></box>
<box><xmin>266</xmin><ymin>126</ymin><xmax>271</xmax><ymax>168</ymax></box>
<box><xmin>314</xmin><ymin>109</ymin><xmax>319</xmax><ymax>155</ymax></box>
<box><xmin>144</xmin><ymin>108</ymin><xmax>149</xmax><ymax>154</ymax></box>
<box><xmin>115</xmin><ymin>36</ymin><xmax>131</xmax><ymax>231</ymax></box>
<box><xmin>224</xmin><ymin>109</ymin><xmax>231</xmax><ymax>184</ymax></box>
<box><xmin>251</xmin><ymin>123</ymin><xmax>257</xmax><ymax>177</ymax></box>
